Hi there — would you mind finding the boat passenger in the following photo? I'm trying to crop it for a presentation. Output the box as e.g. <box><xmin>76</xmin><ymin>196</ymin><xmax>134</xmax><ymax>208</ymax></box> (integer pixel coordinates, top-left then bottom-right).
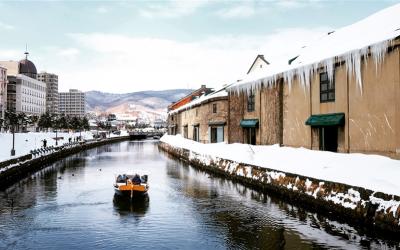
<box><xmin>132</xmin><ymin>174</ymin><xmax>141</xmax><ymax>185</ymax></box>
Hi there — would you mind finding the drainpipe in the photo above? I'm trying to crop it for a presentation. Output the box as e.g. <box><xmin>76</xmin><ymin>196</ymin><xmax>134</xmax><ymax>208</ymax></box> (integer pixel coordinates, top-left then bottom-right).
<box><xmin>259</xmin><ymin>89</ymin><xmax>262</xmax><ymax>145</ymax></box>
<box><xmin>347</xmin><ymin>68</ymin><xmax>350</xmax><ymax>153</ymax></box>
<box><xmin>228</xmin><ymin>94</ymin><xmax>230</xmax><ymax>144</ymax></box>
<box><xmin>310</xmin><ymin>74</ymin><xmax>313</xmax><ymax>150</ymax></box>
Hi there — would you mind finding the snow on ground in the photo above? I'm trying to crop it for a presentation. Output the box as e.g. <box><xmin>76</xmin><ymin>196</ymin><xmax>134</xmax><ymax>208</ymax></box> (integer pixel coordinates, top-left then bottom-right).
<box><xmin>0</xmin><ymin>130</ymin><xmax>129</xmax><ymax>162</ymax></box>
<box><xmin>0</xmin><ymin>132</ymin><xmax>93</xmax><ymax>161</ymax></box>
<box><xmin>161</xmin><ymin>134</ymin><xmax>400</xmax><ymax>197</ymax></box>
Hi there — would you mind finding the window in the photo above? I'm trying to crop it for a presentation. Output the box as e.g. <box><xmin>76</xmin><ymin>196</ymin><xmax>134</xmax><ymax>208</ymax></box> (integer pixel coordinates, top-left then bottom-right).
<box><xmin>247</xmin><ymin>92</ymin><xmax>255</xmax><ymax>112</ymax></box>
<box><xmin>183</xmin><ymin>125</ymin><xmax>188</xmax><ymax>139</ymax></box>
<box><xmin>320</xmin><ymin>72</ymin><xmax>335</xmax><ymax>102</ymax></box>
<box><xmin>193</xmin><ymin>125</ymin><xmax>199</xmax><ymax>142</ymax></box>
<box><xmin>212</xmin><ymin>103</ymin><xmax>217</xmax><ymax>113</ymax></box>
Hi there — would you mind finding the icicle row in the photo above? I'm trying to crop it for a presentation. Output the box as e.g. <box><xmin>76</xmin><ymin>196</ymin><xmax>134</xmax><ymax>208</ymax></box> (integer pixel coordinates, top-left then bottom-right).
<box><xmin>228</xmin><ymin>39</ymin><xmax>392</xmax><ymax>97</ymax></box>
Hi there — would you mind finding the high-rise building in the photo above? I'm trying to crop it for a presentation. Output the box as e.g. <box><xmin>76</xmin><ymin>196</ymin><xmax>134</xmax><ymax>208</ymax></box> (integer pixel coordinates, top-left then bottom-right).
<box><xmin>0</xmin><ymin>66</ymin><xmax>7</xmax><ymax>120</ymax></box>
<box><xmin>0</xmin><ymin>52</ymin><xmax>47</xmax><ymax>116</ymax></box>
<box><xmin>58</xmin><ymin>89</ymin><xmax>86</xmax><ymax>117</ymax></box>
<box><xmin>37</xmin><ymin>72</ymin><xmax>58</xmax><ymax>114</ymax></box>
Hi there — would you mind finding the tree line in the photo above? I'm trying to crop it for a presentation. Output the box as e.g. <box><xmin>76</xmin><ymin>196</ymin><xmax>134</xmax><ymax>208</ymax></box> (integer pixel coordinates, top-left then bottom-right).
<box><xmin>1</xmin><ymin>111</ymin><xmax>89</xmax><ymax>132</ymax></box>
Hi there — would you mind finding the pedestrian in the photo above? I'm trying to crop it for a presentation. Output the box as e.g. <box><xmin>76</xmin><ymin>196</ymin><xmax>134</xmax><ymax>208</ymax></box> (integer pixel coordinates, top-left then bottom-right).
<box><xmin>43</xmin><ymin>139</ymin><xmax>47</xmax><ymax>148</ymax></box>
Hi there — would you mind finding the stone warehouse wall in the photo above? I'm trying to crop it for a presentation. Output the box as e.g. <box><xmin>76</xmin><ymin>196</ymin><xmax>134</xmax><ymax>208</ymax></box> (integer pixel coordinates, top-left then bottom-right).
<box><xmin>159</xmin><ymin>141</ymin><xmax>400</xmax><ymax>235</ymax></box>
<box><xmin>227</xmin><ymin>93</ymin><xmax>244</xmax><ymax>143</ymax></box>
<box><xmin>170</xmin><ymin>96</ymin><xmax>229</xmax><ymax>143</ymax></box>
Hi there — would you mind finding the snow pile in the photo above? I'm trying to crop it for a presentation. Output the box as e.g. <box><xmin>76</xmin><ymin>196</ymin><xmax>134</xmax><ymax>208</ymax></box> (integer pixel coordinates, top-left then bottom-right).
<box><xmin>229</xmin><ymin>4</ymin><xmax>400</xmax><ymax>94</ymax></box>
<box><xmin>0</xmin><ymin>130</ymin><xmax>130</xmax><ymax>162</ymax></box>
<box><xmin>0</xmin><ymin>132</ymin><xmax>94</xmax><ymax>161</ymax></box>
<box><xmin>160</xmin><ymin>134</ymin><xmax>400</xmax><ymax>196</ymax></box>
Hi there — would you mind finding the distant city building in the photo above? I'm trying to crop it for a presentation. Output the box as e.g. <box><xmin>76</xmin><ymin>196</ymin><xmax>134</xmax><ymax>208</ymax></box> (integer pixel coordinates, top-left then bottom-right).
<box><xmin>0</xmin><ymin>66</ymin><xmax>7</xmax><ymax>120</ymax></box>
<box><xmin>58</xmin><ymin>89</ymin><xmax>86</xmax><ymax>117</ymax></box>
<box><xmin>6</xmin><ymin>74</ymin><xmax>46</xmax><ymax>115</ymax></box>
<box><xmin>0</xmin><ymin>52</ymin><xmax>47</xmax><ymax>115</ymax></box>
<box><xmin>37</xmin><ymin>72</ymin><xmax>58</xmax><ymax>114</ymax></box>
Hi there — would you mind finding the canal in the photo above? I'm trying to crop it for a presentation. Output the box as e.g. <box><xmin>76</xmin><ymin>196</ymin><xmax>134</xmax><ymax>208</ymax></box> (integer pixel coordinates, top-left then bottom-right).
<box><xmin>0</xmin><ymin>140</ymin><xmax>398</xmax><ymax>249</ymax></box>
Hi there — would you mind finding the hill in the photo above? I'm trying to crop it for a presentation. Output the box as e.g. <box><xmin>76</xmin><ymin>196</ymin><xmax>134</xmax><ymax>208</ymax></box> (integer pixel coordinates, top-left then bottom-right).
<box><xmin>85</xmin><ymin>89</ymin><xmax>193</xmax><ymax>121</ymax></box>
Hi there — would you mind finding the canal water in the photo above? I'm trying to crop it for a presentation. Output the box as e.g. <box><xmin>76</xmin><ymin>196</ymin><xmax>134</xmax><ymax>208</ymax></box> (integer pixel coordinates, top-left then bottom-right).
<box><xmin>0</xmin><ymin>140</ymin><xmax>399</xmax><ymax>250</ymax></box>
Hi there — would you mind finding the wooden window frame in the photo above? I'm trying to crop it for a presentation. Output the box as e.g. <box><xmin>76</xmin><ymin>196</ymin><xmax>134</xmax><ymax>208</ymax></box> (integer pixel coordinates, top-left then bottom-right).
<box><xmin>247</xmin><ymin>92</ymin><xmax>255</xmax><ymax>112</ymax></box>
<box><xmin>320</xmin><ymin>72</ymin><xmax>335</xmax><ymax>103</ymax></box>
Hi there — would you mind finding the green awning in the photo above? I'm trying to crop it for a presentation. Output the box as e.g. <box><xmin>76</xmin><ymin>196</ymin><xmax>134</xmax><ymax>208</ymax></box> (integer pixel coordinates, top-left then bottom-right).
<box><xmin>305</xmin><ymin>113</ymin><xmax>345</xmax><ymax>127</ymax></box>
<box><xmin>240</xmin><ymin>119</ymin><xmax>259</xmax><ymax>128</ymax></box>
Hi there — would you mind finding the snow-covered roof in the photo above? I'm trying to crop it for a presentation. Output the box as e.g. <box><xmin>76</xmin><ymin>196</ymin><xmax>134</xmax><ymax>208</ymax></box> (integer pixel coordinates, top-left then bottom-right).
<box><xmin>229</xmin><ymin>4</ymin><xmax>400</xmax><ymax>94</ymax></box>
<box><xmin>169</xmin><ymin>85</ymin><xmax>229</xmax><ymax>115</ymax></box>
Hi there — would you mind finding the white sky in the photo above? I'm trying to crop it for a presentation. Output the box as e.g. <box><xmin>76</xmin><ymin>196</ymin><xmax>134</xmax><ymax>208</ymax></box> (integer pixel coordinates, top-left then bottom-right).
<box><xmin>0</xmin><ymin>0</ymin><xmax>397</xmax><ymax>93</ymax></box>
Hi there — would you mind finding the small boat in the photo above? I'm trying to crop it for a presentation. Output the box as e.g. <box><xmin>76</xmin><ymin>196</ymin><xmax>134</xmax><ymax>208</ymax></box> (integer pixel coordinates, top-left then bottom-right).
<box><xmin>114</xmin><ymin>174</ymin><xmax>149</xmax><ymax>199</ymax></box>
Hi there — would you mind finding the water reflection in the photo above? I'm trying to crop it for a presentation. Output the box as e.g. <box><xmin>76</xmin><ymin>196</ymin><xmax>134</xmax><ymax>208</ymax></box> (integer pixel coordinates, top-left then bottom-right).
<box><xmin>113</xmin><ymin>194</ymin><xmax>149</xmax><ymax>216</ymax></box>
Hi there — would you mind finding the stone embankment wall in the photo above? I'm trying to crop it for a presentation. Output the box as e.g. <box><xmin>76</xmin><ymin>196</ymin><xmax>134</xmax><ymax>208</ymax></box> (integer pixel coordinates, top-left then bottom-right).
<box><xmin>0</xmin><ymin>136</ymin><xmax>129</xmax><ymax>189</ymax></box>
<box><xmin>159</xmin><ymin>141</ymin><xmax>400</xmax><ymax>235</ymax></box>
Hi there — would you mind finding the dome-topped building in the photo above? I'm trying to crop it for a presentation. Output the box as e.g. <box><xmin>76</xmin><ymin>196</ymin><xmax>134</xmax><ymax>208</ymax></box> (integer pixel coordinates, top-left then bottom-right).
<box><xmin>18</xmin><ymin>51</ymin><xmax>37</xmax><ymax>79</ymax></box>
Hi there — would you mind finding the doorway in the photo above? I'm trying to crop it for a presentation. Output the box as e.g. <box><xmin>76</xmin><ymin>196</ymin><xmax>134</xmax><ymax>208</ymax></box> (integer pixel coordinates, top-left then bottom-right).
<box><xmin>244</xmin><ymin>127</ymin><xmax>256</xmax><ymax>145</ymax></box>
<box><xmin>319</xmin><ymin>126</ymin><xmax>338</xmax><ymax>152</ymax></box>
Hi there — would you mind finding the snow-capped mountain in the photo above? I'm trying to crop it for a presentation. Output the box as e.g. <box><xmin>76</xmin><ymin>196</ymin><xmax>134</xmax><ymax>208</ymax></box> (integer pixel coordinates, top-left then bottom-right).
<box><xmin>85</xmin><ymin>89</ymin><xmax>192</xmax><ymax>121</ymax></box>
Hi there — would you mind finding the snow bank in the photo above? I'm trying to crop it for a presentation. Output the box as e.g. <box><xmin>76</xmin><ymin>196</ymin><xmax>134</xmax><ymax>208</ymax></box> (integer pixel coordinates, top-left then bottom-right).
<box><xmin>0</xmin><ymin>132</ymin><xmax>94</xmax><ymax>161</ymax></box>
<box><xmin>229</xmin><ymin>3</ymin><xmax>400</xmax><ymax>94</ymax></box>
<box><xmin>160</xmin><ymin>134</ymin><xmax>400</xmax><ymax>196</ymax></box>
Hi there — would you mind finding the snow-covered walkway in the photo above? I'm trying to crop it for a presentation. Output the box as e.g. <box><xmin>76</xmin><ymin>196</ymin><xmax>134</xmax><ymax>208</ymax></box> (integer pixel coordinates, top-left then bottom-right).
<box><xmin>0</xmin><ymin>130</ymin><xmax>129</xmax><ymax>162</ymax></box>
<box><xmin>161</xmin><ymin>134</ymin><xmax>400</xmax><ymax>196</ymax></box>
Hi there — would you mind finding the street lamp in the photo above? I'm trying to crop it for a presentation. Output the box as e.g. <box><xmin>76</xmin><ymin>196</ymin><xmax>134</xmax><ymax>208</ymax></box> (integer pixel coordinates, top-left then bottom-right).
<box><xmin>11</xmin><ymin>124</ymin><xmax>15</xmax><ymax>156</ymax></box>
<box><xmin>5</xmin><ymin>111</ymin><xmax>17</xmax><ymax>156</ymax></box>
<box><xmin>52</xmin><ymin>114</ymin><xmax>59</xmax><ymax>146</ymax></box>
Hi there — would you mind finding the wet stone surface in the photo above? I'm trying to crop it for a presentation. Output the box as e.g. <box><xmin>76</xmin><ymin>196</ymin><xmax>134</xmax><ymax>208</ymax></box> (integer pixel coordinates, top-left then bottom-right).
<box><xmin>0</xmin><ymin>140</ymin><xmax>399</xmax><ymax>249</ymax></box>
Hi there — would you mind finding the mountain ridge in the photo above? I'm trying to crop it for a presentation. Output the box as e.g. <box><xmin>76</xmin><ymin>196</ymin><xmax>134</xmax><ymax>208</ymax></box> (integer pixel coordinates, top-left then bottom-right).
<box><xmin>85</xmin><ymin>89</ymin><xmax>193</xmax><ymax>120</ymax></box>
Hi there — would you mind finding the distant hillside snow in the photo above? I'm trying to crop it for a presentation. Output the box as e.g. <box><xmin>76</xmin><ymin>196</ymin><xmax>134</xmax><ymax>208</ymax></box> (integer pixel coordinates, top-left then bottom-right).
<box><xmin>85</xmin><ymin>89</ymin><xmax>192</xmax><ymax>120</ymax></box>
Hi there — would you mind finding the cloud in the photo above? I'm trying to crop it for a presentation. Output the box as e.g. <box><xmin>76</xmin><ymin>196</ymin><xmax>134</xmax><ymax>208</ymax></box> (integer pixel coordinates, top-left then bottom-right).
<box><xmin>0</xmin><ymin>49</ymin><xmax>21</xmax><ymax>59</ymax></box>
<box><xmin>57</xmin><ymin>28</ymin><xmax>328</xmax><ymax>93</ymax></box>
<box><xmin>216</xmin><ymin>5</ymin><xmax>256</xmax><ymax>19</ymax></box>
<box><xmin>96</xmin><ymin>6</ymin><xmax>108</xmax><ymax>14</ymax></box>
<box><xmin>138</xmin><ymin>1</ymin><xmax>208</xmax><ymax>18</ymax></box>
<box><xmin>57</xmin><ymin>48</ymin><xmax>80</xmax><ymax>58</ymax></box>
<box><xmin>0</xmin><ymin>21</ymin><xmax>14</xmax><ymax>30</ymax></box>
<box><xmin>275</xmin><ymin>0</ymin><xmax>321</xmax><ymax>9</ymax></box>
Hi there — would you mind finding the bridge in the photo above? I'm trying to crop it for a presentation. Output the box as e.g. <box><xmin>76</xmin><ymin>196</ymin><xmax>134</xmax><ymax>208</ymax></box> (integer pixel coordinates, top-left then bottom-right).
<box><xmin>128</xmin><ymin>131</ymin><xmax>165</xmax><ymax>140</ymax></box>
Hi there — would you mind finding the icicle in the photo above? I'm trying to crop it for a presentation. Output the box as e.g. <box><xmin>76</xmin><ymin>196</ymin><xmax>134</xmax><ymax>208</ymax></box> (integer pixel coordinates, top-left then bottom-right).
<box><xmin>370</xmin><ymin>40</ymin><xmax>390</xmax><ymax>74</ymax></box>
<box><xmin>227</xmin><ymin>40</ymin><xmax>392</xmax><ymax>98</ymax></box>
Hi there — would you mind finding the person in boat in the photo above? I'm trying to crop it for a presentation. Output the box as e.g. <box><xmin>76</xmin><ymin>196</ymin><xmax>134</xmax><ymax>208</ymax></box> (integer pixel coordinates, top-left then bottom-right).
<box><xmin>116</xmin><ymin>175</ymin><xmax>124</xmax><ymax>183</ymax></box>
<box><xmin>132</xmin><ymin>174</ymin><xmax>141</xmax><ymax>185</ymax></box>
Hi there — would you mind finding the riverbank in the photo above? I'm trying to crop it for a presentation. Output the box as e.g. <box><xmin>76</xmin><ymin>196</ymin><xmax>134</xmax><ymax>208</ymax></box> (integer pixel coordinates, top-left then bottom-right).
<box><xmin>158</xmin><ymin>135</ymin><xmax>400</xmax><ymax>234</ymax></box>
<box><xmin>0</xmin><ymin>136</ymin><xmax>130</xmax><ymax>189</ymax></box>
